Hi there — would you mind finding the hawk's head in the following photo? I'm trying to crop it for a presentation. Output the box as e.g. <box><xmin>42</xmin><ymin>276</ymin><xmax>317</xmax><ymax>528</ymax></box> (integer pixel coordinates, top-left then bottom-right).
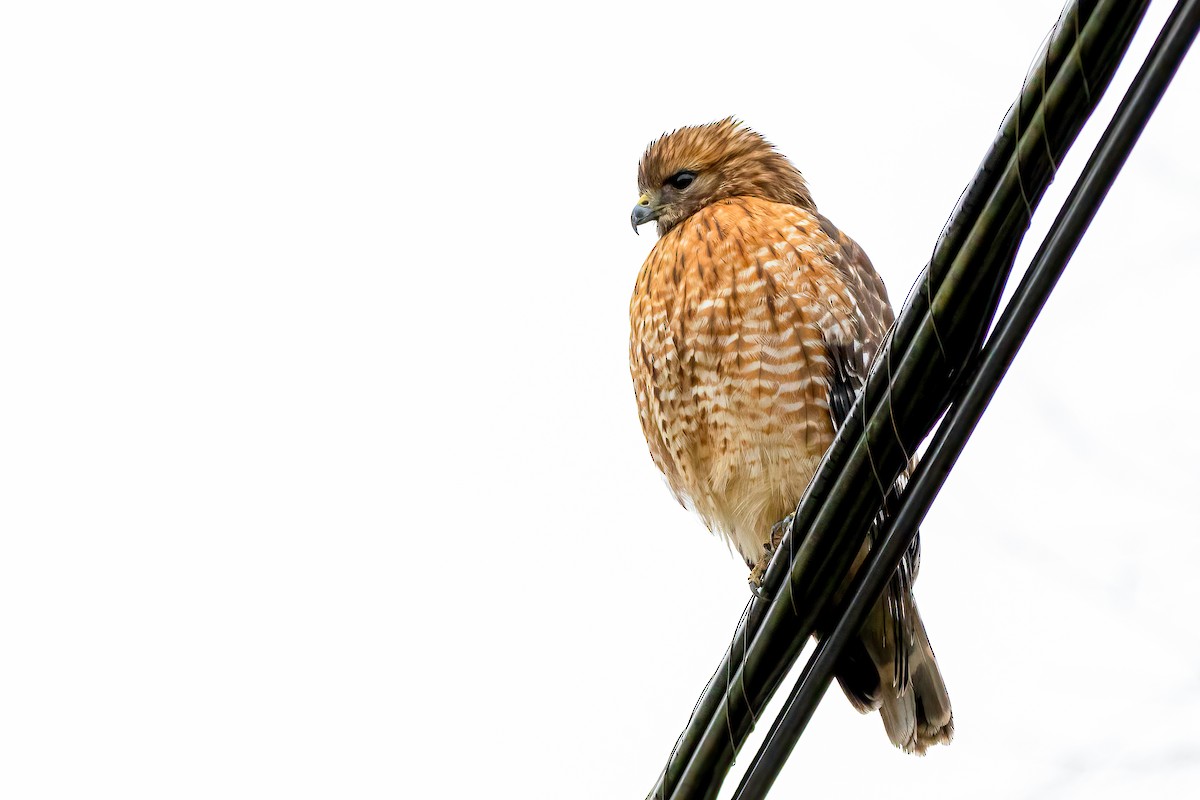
<box><xmin>632</xmin><ymin>118</ymin><xmax>815</xmax><ymax>236</ymax></box>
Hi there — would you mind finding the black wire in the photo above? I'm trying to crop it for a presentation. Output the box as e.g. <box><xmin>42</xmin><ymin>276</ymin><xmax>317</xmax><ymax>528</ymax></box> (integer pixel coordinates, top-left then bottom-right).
<box><xmin>649</xmin><ymin>4</ymin><xmax>1153</xmax><ymax>798</ymax></box>
<box><xmin>731</xmin><ymin>2</ymin><xmax>1200</xmax><ymax>797</ymax></box>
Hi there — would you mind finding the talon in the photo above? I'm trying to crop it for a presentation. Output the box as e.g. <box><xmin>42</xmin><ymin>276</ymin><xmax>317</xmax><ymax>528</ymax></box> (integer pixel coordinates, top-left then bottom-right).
<box><xmin>770</xmin><ymin>512</ymin><xmax>795</xmax><ymax>550</ymax></box>
<box><xmin>747</xmin><ymin>514</ymin><xmax>796</xmax><ymax>600</ymax></box>
<box><xmin>749</xmin><ymin>581</ymin><xmax>772</xmax><ymax>601</ymax></box>
<box><xmin>747</xmin><ymin>544</ymin><xmax>774</xmax><ymax>598</ymax></box>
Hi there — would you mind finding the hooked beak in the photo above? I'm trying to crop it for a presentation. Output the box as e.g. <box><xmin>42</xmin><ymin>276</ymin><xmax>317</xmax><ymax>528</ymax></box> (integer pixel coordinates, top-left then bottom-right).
<box><xmin>631</xmin><ymin>193</ymin><xmax>658</xmax><ymax>234</ymax></box>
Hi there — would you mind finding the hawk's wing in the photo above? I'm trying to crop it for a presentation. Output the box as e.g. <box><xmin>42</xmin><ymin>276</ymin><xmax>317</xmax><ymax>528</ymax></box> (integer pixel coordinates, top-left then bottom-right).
<box><xmin>814</xmin><ymin>213</ymin><xmax>920</xmax><ymax>698</ymax></box>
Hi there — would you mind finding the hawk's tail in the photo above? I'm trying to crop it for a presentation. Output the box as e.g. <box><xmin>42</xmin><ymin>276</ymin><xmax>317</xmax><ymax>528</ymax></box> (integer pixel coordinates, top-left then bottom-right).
<box><xmin>833</xmin><ymin>600</ymin><xmax>954</xmax><ymax>755</ymax></box>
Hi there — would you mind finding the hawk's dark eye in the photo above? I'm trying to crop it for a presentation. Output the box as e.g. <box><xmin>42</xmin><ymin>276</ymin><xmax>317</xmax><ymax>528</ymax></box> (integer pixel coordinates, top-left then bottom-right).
<box><xmin>666</xmin><ymin>171</ymin><xmax>696</xmax><ymax>190</ymax></box>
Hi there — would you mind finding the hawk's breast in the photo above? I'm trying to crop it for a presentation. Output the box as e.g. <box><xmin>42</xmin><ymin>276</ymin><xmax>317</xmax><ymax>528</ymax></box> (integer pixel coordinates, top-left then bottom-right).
<box><xmin>629</xmin><ymin>197</ymin><xmax>864</xmax><ymax>561</ymax></box>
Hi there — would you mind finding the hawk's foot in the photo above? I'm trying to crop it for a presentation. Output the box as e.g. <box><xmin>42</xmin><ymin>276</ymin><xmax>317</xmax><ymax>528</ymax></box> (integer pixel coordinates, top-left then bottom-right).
<box><xmin>770</xmin><ymin>512</ymin><xmax>795</xmax><ymax>550</ymax></box>
<box><xmin>748</xmin><ymin>542</ymin><xmax>774</xmax><ymax>599</ymax></box>
<box><xmin>747</xmin><ymin>512</ymin><xmax>796</xmax><ymax>600</ymax></box>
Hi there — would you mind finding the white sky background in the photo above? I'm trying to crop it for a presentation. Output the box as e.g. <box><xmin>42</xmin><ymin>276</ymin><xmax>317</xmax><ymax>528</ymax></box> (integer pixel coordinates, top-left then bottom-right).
<box><xmin>2</xmin><ymin>0</ymin><xmax>1198</xmax><ymax>797</ymax></box>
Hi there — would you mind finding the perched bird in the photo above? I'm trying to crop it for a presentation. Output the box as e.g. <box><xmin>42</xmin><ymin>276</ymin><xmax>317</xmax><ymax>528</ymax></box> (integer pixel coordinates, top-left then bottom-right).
<box><xmin>628</xmin><ymin>118</ymin><xmax>953</xmax><ymax>754</ymax></box>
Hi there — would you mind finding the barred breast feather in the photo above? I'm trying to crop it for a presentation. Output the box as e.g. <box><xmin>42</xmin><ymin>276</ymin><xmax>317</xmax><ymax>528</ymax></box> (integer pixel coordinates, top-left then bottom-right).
<box><xmin>629</xmin><ymin>196</ymin><xmax>890</xmax><ymax>565</ymax></box>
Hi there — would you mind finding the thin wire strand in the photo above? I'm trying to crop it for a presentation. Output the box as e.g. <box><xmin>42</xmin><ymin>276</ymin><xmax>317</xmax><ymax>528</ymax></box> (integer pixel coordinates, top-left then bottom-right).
<box><xmin>738</xmin><ymin>608</ymin><xmax>756</xmax><ymax>729</ymax></box>
<box><xmin>1076</xmin><ymin>5</ymin><xmax>1093</xmax><ymax>103</ymax></box>
<box><xmin>661</xmin><ymin>599</ymin><xmax>755</xmax><ymax>800</ymax></box>
<box><xmin>1043</xmin><ymin>11</ymin><xmax>1063</xmax><ymax>171</ymax></box>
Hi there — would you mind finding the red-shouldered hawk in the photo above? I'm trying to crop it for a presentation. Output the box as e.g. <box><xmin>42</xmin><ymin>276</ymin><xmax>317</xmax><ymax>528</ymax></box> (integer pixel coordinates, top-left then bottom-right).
<box><xmin>629</xmin><ymin>118</ymin><xmax>952</xmax><ymax>754</ymax></box>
